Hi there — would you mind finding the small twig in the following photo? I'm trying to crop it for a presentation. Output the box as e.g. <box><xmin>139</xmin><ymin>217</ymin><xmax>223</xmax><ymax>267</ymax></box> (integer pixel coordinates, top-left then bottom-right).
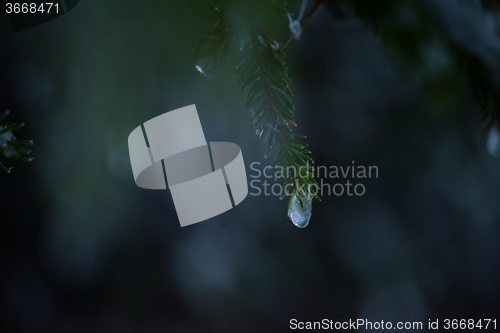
<box><xmin>278</xmin><ymin>0</ymin><xmax>319</xmax><ymax>52</ymax></box>
<box><xmin>279</xmin><ymin>34</ymin><xmax>295</xmax><ymax>52</ymax></box>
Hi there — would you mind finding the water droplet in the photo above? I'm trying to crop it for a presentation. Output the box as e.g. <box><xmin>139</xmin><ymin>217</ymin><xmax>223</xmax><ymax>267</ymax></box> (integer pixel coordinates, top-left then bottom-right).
<box><xmin>255</xmin><ymin>128</ymin><xmax>263</xmax><ymax>137</ymax></box>
<box><xmin>287</xmin><ymin>194</ymin><xmax>312</xmax><ymax>228</ymax></box>
<box><xmin>0</xmin><ymin>131</ymin><xmax>15</xmax><ymax>147</ymax></box>
<box><xmin>270</xmin><ymin>41</ymin><xmax>280</xmax><ymax>51</ymax></box>
<box><xmin>195</xmin><ymin>55</ymin><xmax>217</xmax><ymax>79</ymax></box>
<box><xmin>195</xmin><ymin>63</ymin><xmax>214</xmax><ymax>79</ymax></box>
<box><xmin>287</xmin><ymin>14</ymin><xmax>302</xmax><ymax>40</ymax></box>
<box><xmin>487</xmin><ymin>124</ymin><xmax>500</xmax><ymax>158</ymax></box>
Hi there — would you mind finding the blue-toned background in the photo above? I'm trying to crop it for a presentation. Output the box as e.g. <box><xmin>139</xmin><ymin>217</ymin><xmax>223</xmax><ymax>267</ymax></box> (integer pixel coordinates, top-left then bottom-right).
<box><xmin>1</xmin><ymin>1</ymin><xmax>499</xmax><ymax>332</ymax></box>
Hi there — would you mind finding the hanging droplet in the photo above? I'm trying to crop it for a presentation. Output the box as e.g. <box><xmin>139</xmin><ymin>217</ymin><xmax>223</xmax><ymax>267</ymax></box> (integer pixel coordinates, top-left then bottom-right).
<box><xmin>287</xmin><ymin>193</ymin><xmax>312</xmax><ymax>228</ymax></box>
<box><xmin>287</xmin><ymin>14</ymin><xmax>303</xmax><ymax>40</ymax></box>
<box><xmin>487</xmin><ymin>124</ymin><xmax>500</xmax><ymax>158</ymax></box>
<box><xmin>195</xmin><ymin>57</ymin><xmax>215</xmax><ymax>79</ymax></box>
<box><xmin>195</xmin><ymin>61</ymin><xmax>214</xmax><ymax>79</ymax></box>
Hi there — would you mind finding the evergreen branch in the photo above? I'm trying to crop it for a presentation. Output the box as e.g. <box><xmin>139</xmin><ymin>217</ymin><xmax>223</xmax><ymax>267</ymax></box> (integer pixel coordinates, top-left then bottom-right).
<box><xmin>0</xmin><ymin>111</ymin><xmax>34</xmax><ymax>173</ymax></box>
<box><xmin>193</xmin><ymin>10</ymin><xmax>231</xmax><ymax>79</ymax></box>
<box><xmin>194</xmin><ymin>1</ymin><xmax>319</xmax><ymax>226</ymax></box>
<box><xmin>235</xmin><ymin>33</ymin><xmax>319</xmax><ymax>205</ymax></box>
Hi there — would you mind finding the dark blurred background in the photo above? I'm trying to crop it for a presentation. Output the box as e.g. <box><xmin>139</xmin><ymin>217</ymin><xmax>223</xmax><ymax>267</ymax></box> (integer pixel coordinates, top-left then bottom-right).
<box><xmin>1</xmin><ymin>1</ymin><xmax>499</xmax><ymax>332</ymax></box>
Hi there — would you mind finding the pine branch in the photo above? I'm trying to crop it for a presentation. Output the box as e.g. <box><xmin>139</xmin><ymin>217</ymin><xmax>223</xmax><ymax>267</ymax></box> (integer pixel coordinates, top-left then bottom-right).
<box><xmin>235</xmin><ymin>33</ymin><xmax>318</xmax><ymax>203</ymax></box>
<box><xmin>193</xmin><ymin>1</ymin><xmax>319</xmax><ymax>227</ymax></box>
<box><xmin>0</xmin><ymin>111</ymin><xmax>34</xmax><ymax>173</ymax></box>
<box><xmin>193</xmin><ymin>9</ymin><xmax>231</xmax><ymax>79</ymax></box>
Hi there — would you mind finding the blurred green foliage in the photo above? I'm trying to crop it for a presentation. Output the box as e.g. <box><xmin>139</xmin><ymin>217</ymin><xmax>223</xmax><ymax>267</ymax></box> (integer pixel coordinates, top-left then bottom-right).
<box><xmin>0</xmin><ymin>111</ymin><xmax>33</xmax><ymax>173</ymax></box>
<box><xmin>351</xmin><ymin>0</ymin><xmax>500</xmax><ymax>123</ymax></box>
<box><xmin>194</xmin><ymin>0</ymin><xmax>500</xmax><ymax>223</ymax></box>
<box><xmin>194</xmin><ymin>1</ymin><xmax>318</xmax><ymax>223</ymax></box>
